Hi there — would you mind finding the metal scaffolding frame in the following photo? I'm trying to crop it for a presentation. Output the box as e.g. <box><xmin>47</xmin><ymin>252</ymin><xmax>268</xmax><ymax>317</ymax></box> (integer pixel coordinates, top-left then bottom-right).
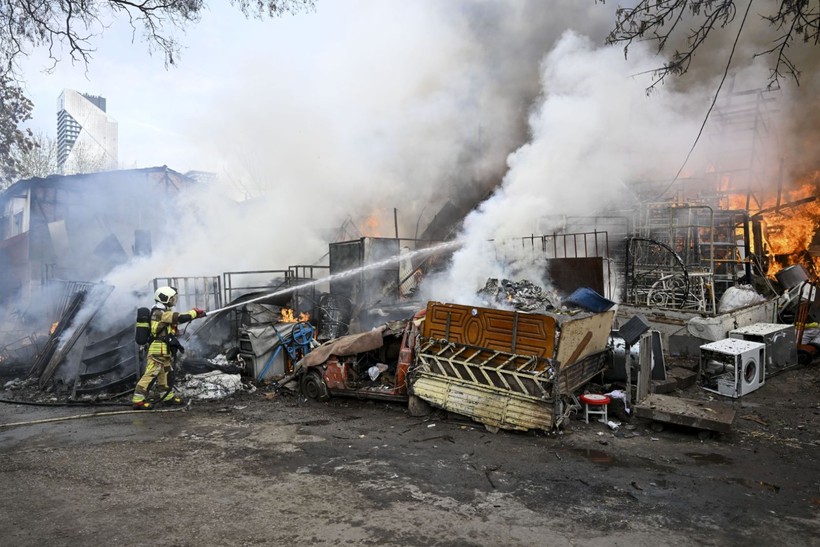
<box><xmin>625</xmin><ymin>202</ymin><xmax>764</xmax><ymax>314</ymax></box>
<box><xmin>514</xmin><ymin>230</ymin><xmax>616</xmax><ymax>299</ymax></box>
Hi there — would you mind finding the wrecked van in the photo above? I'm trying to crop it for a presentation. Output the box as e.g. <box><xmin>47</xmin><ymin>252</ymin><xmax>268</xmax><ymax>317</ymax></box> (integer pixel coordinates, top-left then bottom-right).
<box><xmin>296</xmin><ymin>317</ymin><xmax>418</xmax><ymax>402</ymax></box>
<box><xmin>297</xmin><ymin>300</ymin><xmax>614</xmax><ymax>433</ymax></box>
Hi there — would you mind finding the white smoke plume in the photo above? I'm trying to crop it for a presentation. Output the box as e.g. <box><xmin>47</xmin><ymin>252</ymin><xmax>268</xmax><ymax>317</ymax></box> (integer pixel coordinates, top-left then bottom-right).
<box><xmin>425</xmin><ymin>31</ymin><xmax>771</xmax><ymax>304</ymax></box>
<box><xmin>174</xmin><ymin>2</ymin><xmax>620</xmax><ymax>236</ymax></box>
<box><xmin>85</xmin><ymin>1</ymin><xmax>626</xmax><ymax>321</ymax></box>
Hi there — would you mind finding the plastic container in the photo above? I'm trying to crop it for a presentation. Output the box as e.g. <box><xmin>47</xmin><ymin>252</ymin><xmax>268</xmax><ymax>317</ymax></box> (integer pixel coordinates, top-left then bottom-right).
<box><xmin>564</xmin><ymin>287</ymin><xmax>615</xmax><ymax>313</ymax></box>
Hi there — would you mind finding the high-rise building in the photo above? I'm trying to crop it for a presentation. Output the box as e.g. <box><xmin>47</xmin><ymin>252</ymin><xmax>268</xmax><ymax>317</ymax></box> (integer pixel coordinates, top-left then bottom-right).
<box><xmin>57</xmin><ymin>90</ymin><xmax>118</xmax><ymax>174</ymax></box>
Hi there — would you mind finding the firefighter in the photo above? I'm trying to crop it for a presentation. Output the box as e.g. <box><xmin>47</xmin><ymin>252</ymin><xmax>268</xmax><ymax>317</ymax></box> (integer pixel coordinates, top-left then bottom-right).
<box><xmin>132</xmin><ymin>286</ymin><xmax>206</xmax><ymax>409</ymax></box>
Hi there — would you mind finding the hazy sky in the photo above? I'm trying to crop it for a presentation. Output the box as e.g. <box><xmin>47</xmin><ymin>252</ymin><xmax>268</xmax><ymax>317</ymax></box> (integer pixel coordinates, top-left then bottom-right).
<box><xmin>20</xmin><ymin>3</ymin><xmax>329</xmax><ymax>173</ymax></box>
<box><xmin>18</xmin><ymin>1</ymin><xmax>627</xmax><ymax>217</ymax></box>
<box><xmin>21</xmin><ymin>1</ymin><xmax>598</xmax><ymax>176</ymax></box>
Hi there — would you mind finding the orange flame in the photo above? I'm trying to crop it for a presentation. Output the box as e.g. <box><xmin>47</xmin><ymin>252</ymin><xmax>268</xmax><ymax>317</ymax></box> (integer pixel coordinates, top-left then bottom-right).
<box><xmin>362</xmin><ymin>215</ymin><xmax>381</xmax><ymax>237</ymax></box>
<box><xmin>753</xmin><ymin>179</ymin><xmax>820</xmax><ymax>279</ymax></box>
<box><xmin>50</xmin><ymin>322</ymin><xmax>59</xmax><ymax>335</ymax></box>
<box><xmin>280</xmin><ymin>308</ymin><xmax>310</xmax><ymax>323</ymax></box>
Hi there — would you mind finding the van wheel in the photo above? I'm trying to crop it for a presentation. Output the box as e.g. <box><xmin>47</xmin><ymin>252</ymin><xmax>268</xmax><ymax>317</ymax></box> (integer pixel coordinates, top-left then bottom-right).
<box><xmin>301</xmin><ymin>371</ymin><xmax>330</xmax><ymax>402</ymax></box>
<box><xmin>797</xmin><ymin>348</ymin><xmax>814</xmax><ymax>365</ymax></box>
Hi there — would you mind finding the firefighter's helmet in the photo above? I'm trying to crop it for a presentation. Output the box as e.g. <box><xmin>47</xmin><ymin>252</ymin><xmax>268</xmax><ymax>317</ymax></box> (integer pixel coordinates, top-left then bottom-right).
<box><xmin>154</xmin><ymin>286</ymin><xmax>178</xmax><ymax>306</ymax></box>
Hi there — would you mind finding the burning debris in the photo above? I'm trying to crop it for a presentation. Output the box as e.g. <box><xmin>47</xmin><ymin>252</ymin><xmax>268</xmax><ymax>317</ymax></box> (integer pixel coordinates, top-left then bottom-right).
<box><xmin>0</xmin><ymin>89</ymin><xmax>815</xmax><ymax>436</ymax></box>
<box><xmin>751</xmin><ymin>181</ymin><xmax>820</xmax><ymax>280</ymax></box>
<box><xmin>280</xmin><ymin>308</ymin><xmax>310</xmax><ymax>323</ymax></box>
<box><xmin>2</xmin><ymin>2</ymin><xmax>820</xmax><ymax>466</ymax></box>
<box><xmin>476</xmin><ymin>278</ymin><xmax>615</xmax><ymax>315</ymax></box>
<box><xmin>477</xmin><ymin>278</ymin><xmax>562</xmax><ymax>312</ymax></box>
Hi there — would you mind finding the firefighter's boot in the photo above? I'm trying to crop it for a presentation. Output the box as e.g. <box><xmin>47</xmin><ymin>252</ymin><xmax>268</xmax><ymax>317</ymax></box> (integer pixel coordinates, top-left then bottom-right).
<box><xmin>132</xmin><ymin>395</ymin><xmax>152</xmax><ymax>410</ymax></box>
<box><xmin>160</xmin><ymin>391</ymin><xmax>184</xmax><ymax>405</ymax></box>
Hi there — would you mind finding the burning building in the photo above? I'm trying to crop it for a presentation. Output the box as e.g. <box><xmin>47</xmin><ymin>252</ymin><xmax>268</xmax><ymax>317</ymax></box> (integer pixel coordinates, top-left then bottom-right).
<box><xmin>0</xmin><ymin>167</ymin><xmax>197</xmax><ymax>347</ymax></box>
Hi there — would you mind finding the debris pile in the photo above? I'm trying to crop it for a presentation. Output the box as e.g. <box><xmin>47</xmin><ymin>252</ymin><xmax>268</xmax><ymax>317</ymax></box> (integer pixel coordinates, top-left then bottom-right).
<box><xmin>177</xmin><ymin>371</ymin><xmax>248</xmax><ymax>401</ymax></box>
<box><xmin>477</xmin><ymin>278</ymin><xmax>562</xmax><ymax>312</ymax></box>
<box><xmin>176</xmin><ymin>354</ymin><xmax>254</xmax><ymax>401</ymax></box>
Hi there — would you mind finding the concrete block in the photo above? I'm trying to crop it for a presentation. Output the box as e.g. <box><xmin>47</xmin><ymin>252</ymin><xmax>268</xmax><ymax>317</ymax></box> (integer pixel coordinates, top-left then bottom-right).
<box><xmin>652</xmin><ymin>377</ymin><xmax>678</xmax><ymax>394</ymax></box>
<box><xmin>668</xmin><ymin>367</ymin><xmax>698</xmax><ymax>389</ymax></box>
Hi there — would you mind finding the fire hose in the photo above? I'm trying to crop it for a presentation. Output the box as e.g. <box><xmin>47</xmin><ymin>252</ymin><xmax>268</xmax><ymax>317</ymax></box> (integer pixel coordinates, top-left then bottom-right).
<box><xmin>0</xmin><ymin>406</ymin><xmax>187</xmax><ymax>429</ymax></box>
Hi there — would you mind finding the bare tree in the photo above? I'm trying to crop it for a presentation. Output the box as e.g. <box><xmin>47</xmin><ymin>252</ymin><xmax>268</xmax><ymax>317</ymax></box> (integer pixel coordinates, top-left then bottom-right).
<box><xmin>16</xmin><ymin>132</ymin><xmax>60</xmax><ymax>181</ymax></box>
<box><xmin>606</xmin><ymin>1</ymin><xmax>820</xmax><ymax>90</ymax></box>
<box><xmin>0</xmin><ymin>0</ymin><xmax>314</xmax><ymax>184</ymax></box>
<box><xmin>62</xmin><ymin>141</ymin><xmax>110</xmax><ymax>176</ymax></box>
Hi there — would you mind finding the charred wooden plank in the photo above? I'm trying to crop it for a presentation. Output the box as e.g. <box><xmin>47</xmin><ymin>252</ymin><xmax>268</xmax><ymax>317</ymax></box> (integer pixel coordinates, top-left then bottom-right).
<box><xmin>634</xmin><ymin>393</ymin><xmax>736</xmax><ymax>433</ymax></box>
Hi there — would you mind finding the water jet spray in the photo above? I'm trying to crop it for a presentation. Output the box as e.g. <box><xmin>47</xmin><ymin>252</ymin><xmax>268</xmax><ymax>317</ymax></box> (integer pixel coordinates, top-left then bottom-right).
<box><xmin>204</xmin><ymin>239</ymin><xmax>463</xmax><ymax>316</ymax></box>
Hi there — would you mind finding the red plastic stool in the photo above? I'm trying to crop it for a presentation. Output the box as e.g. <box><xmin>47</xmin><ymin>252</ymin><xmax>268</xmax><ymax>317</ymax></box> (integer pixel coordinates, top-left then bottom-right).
<box><xmin>579</xmin><ymin>393</ymin><xmax>611</xmax><ymax>424</ymax></box>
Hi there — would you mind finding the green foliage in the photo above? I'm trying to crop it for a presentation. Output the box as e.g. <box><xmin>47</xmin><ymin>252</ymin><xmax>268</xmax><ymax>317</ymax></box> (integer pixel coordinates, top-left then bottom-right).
<box><xmin>0</xmin><ymin>75</ymin><xmax>35</xmax><ymax>188</ymax></box>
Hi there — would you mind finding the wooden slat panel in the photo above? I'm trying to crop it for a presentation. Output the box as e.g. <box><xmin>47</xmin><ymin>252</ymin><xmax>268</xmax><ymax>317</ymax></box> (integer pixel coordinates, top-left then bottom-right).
<box><xmin>421</xmin><ymin>302</ymin><xmax>556</xmax><ymax>358</ymax></box>
<box><xmin>412</xmin><ymin>375</ymin><xmax>554</xmax><ymax>431</ymax></box>
<box><xmin>636</xmin><ymin>332</ymin><xmax>652</xmax><ymax>403</ymax></box>
<box><xmin>416</xmin><ymin>339</ymin><xmax>556</xmax><ymax>395</ymax></box>
<box><xmin>555</xmin><ymin>352</ymin><xmax>608</xmax><ymax>394</ymax></box>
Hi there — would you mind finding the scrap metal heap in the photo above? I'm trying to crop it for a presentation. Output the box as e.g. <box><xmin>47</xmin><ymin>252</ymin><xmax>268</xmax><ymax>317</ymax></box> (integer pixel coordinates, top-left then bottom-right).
<box><xmin>477</xmin><ymin>278</ymin><xmax>562</xmax><ymax>312</ymax></box>
<box><xmin>624</xmin><ymin>204</ymin><xmax>767</xmax><ymax>315</ymax></box>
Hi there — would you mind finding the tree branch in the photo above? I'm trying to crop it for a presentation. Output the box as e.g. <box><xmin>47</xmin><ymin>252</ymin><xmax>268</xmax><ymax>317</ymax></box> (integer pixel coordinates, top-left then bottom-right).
<box><xmin>605</xmin><ymin>1</ymin><xmax>820</xmax><ymax>90</ymax></box>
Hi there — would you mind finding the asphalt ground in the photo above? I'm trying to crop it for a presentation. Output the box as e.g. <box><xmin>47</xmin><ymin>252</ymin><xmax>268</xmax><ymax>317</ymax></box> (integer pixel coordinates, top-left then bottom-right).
<box><xmin>0</xmin><ymin>364</ymin><xmax>818</xmax><ymax>546</ymax></box>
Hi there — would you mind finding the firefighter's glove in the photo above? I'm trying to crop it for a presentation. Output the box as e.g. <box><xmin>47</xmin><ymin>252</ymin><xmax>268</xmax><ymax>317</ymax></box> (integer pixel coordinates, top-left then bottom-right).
<box><xmin>194</xmin><ymin>307</ymin><xmax>207</xmax><ymax>318</ymax></box>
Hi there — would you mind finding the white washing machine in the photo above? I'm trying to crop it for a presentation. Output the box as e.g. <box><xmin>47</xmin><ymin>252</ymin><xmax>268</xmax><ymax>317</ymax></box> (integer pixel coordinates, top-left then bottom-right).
<box><xmin>700</xmin><ymin>338</ymin><xmax>766</xmax><ymax>398</ymax></box>
<box><xmin>729</xmin><ymin>323</ymin><xmax>797</xmax><ymax>374</ymax></box>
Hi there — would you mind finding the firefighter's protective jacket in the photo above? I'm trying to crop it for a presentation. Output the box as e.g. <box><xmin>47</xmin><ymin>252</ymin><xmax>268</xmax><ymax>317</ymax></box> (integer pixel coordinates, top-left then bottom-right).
<box><xmin>148</xmin><ymin>307</ymin><xmax>203</xmax><ymax>357</ymax></box>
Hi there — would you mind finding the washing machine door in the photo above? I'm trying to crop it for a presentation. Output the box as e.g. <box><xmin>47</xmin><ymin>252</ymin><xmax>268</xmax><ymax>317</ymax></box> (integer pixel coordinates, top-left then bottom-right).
<box><xmin>740</xmin><ymin>356</ymin><xmax>760</xmax><ymax>395</ymax></box>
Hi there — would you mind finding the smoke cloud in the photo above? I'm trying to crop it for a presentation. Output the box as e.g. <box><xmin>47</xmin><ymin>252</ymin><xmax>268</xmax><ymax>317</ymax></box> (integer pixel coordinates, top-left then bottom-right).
<box><xmin>95</xmin><ymin>1</ymin><xmax>626</xmax><ymax>319</ymax></box>
<box><xmin>425</xmin><ymin>32</ymin><xmax>718</xmax><ymax>304</ymax></box>
<box><xmin>9</xmin><ymin>0</ymin><xmax>820</xmax><ymax>343</ymax></box>
<box><xmin>177</xmin><ymin>2</ymin><xmax>620</xmax><ymax>239</ymax></box>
